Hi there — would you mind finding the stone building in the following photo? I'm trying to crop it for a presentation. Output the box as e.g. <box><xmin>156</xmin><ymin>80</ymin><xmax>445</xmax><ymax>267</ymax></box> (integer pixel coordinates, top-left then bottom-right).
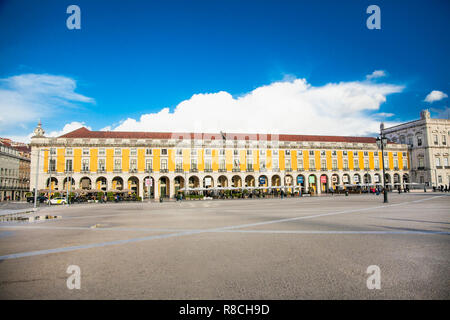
<box><xmin>382</xmin><ymin>110</ymin><xmax>450</xmax><ymax>187</ymax></box>
<box><xmin>30</xmin><ymin>122</ymin><xmax>410</xmax><ymax>199</ymax></box>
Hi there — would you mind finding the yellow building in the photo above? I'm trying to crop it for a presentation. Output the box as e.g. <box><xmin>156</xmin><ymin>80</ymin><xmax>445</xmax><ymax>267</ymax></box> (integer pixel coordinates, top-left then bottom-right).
<box><xmin>30</xmin><ymin>125</ymin><xmax>410</xmax><ymax>199</ymax></box>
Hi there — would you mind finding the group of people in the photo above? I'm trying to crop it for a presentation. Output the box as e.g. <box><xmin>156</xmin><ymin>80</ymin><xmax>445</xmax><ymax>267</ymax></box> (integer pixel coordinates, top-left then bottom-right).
<box><xmin>433</xmin><ymin>185</ymin><xmax>450</xmax><ymax>192</ymax></box>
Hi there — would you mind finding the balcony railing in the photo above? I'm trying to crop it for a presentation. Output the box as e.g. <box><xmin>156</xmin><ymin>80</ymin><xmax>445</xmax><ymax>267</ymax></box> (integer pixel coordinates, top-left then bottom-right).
<box><xmin>204</xmin><ymin>168</ymin><xmax>213</xmax><ymax>173</ymax></box>
<box><xmin>47</xmin><ymin>169</ymin><xmax>57</xmax><ymax>173</ymax></box>
<box><xmin>332</xmin><ymin>168</ymin><xmax>338</xmax><ymax>171</ymax></box>
<box><xmin>129</xmin><ymin>168</ymin><xmax>137</xmax><ymax>173</ymax></box>
<box><xmin>218</xmin><ymin>168</ymin><xmax>227</xmax><ymax>172</ymax></box>
<box><xmin>190</xmin><ymin>168</ymin><xmax>198</xmax><ymax>173</ymax></box>
<box><xmin>354</xmin><ymin>168</ymin><xmax>360</xmax><ymax>171</ymax></box>
<box><xmin>321</xmin><ymin>167</ymin><xmax>328</xmax><ymax>171</ymax></box>
<box><xmin>272</xmin><ymin>168</ymin><xmax>280</xmax><ymax>172</ymax></box>
<box><xmin>436</xmin><ymin>166</ymin><xmax>443</xmax><ymax>169</ymax></box>
<box><xmin>394</xmin><ymin>167</ymin><xmax>399</xmax><ymax>171</ymax></box>
<box><xmin>113</xmin><ymin>169</ymin><xmax>122</xmax><ymax>173</ymax></box>
<box><xmin>308</xmin><ymin>168</ymin><xmax>316</xmax><ymax>171</ymax></box>
<box><xmin>259</xmin><ymin>168</ymin><xmax>267</xmax><ymax>172</ymax></box>
<box><xmin>65</xmin><ymin>169</ymin><xmax>73</xmax><ymax>173</ymax></box>
<box><xmin>297</xmin><ymin>168</ymin><xmax>304</xmax><ymax>171</ymax></box>
<box><xmin>97</xmin><ymin>169</ymin><xmax>105</xmax><ymax>173</ymax></box>
<box><xmin>160</xmin><ymin>168</ymin><xmax>168</xmax><ymax>173</ymax></box>
<box><xmin>81</xmin><ymin>169</ymin><xmax>90</xmax><ymax>173</ymax></box>
<box><xmin>417</xmin><ymin>166</ymin><xmax>425</xmax><ymax>170</ymax></box>
<box><xmin>232</xmin><ymin>168</ymin><xmax>241</xmax><ymax>172</ymax></box>
<box><xmin>145</xmin><ymin>168</ymin><xmax>153</xmax><ymax>173</ymax></box>
<box><xmin>246</xmin><ymin>168</ymin><xmax>254</xmax><ymax>172</ymax></box>
<box><xmin>285</xmin><ymin>168</ymin><xmax>292</xmax><ymax>172</ymax></box>
<box><xmin>175</xmin><ymin>168</ymin><xmax>183</xmax><ymax>173</ymax></box>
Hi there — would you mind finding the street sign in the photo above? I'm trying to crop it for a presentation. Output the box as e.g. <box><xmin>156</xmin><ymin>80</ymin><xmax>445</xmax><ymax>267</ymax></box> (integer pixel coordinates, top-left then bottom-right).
<box><xmin>320</xmin><ymin>176</ymin><xmax>327</xmax><ymax>183</ymax></box>
<box><xmin>259</xmin><ymin>177</ymin><xmax>266</xmax><ymax>185</ymax></box>
<box><xmin>297</xmin><ymin>176</ymin><xmax>304</xmax><ymax>184</ymax></box>
<box><xmin>145</xmin><ymin>178</ymin><xmax>152</xmax><ymax>187</ymax></box>
<box><xmin>308</xmin><ymin>176</ymin><xmax>316</xmax><ymax>183</ymax></box>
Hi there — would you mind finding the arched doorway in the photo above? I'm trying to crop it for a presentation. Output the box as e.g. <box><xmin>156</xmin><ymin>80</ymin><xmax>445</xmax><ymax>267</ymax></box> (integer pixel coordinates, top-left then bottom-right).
<box><xmin>296</xmin><ymin>174</ymin><xmax>305</xmax><ymax>193</ymax></box>
<box><xmin>112</xmin><ymin>176</ymin><xmax>123</xmax><ymax>190</ymax></box>
<box><xmin>203</xmin><ymin>175</ymin><xmax>214</xmax><ymax>188</ymax></box>
<box><xmin>245</xmin><ymin>175</ymin><xmax>255</xmax><ymax>187</ymax></box>
<box><xmin>188</xmin><ymin>176</ymin><xmax>200</xmax><ymax>188</ymax></box>
<box><xmin>96</xmin><ymin>177</ymin><xmax>107</xmax><ymax>191</ymax></box>
<box><xmin>232</xmin><ymin>175</ymin><xmax>242</xmax><ymax>188</ymax></box>
<box><xmin>353</xmin><ymin>173</ymin><xmax>361</xmax><ymax>185</ymax></box>
<box><xmin>271</xmin><ymin>175</ymin><xmax>281</xmax><ymax>187</ymax></box>
<box><xmin>46</xmin><ymin>177</ymin><xmax>58</xmax><ymax>191</ymax></box>
<box><xmin>308</xmin><ymin>175</ymin><xmax>317</xmax><ymax>193</ymax></box>
<box><xmin>128</xmin><ymin>176</ymin><xmax>139</xmax><ymax>196</ymax></box>
<box><xmin>320</xmin><ymin>174</ymin><xmax>328</xmax><ymax>192</ymax></box>
<box><xmin>218</xmin><ymin>175</ymin><xmax>228</xmax><ymax>187</ymax></box>
<box><xmin>143</xmin><ymin>176</ymin><xmax>155</xmax><ymax>199</ymax></box>
<box><xmin>159</xmin><ymin>176</ymin><xmax>170</xmax><ymax>198</ymax></box>
<box><xmin>174</xmin><ymin>176</ymin><xmax>185</xmax><ymax>194</ymax></box>
<box><xmin>79</xmin><ymin>177</ymin><xmax>91</xmax><ymax>190</ymax></box>
<box><xmin>331</xmin><ymin>174</ymin><xmax>339</xmax><ymax>190</ymax></box>
<box><xmin>402</xmin><ymin>173</ymin><xmax>409</xmax><ymax>188</ymax></box>
<box><xmin>342</xmin><ymin>174</ymin><xmax>350</xmax><ymax>186</ymax></box>
<box><xmin>63</xmin><ymin>177</ymin><xmax>75</xmax><ymax>191</ymax></box>
<box><xmin>363</xmin><ymin>173</ymin><xmax>371</xmax><ymax>184</ymax></box>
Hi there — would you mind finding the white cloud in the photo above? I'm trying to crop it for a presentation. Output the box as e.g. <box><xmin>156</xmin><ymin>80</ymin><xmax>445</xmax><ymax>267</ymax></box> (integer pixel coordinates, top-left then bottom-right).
<box><xmin>374</xmin><ymin>112</ymin><xmax>394</xmax><ymax>117</ymax></box>
<box><xmin>424</xmin><ymin>90</ymin><xmax>448</xmax><ymax>103</ymax></box>
<box><xmin>366</xmin><ymin>70</ymin><xmax>386</xmax><ymax>80</ymax></box>
<box><xmin>47</xmin><ymin>121</ymin><xmax>91</xmax><ymax>137</ymax></box>
<box><xmin>0</xmin><ymin>73</ymin><xmax>94</xmax><ymax>131</ymax></box>
<box><xmin>111</xmin><ymin>78</ymin><xmax>404</xmax><ymax>136</ymax></box>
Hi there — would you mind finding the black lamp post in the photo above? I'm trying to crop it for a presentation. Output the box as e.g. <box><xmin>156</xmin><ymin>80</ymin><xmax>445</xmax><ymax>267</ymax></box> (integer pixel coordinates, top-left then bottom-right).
<box><xmin>376</xmin><ymin>124</ymin><xmax>389</xmax><ymax>203</ymax></box>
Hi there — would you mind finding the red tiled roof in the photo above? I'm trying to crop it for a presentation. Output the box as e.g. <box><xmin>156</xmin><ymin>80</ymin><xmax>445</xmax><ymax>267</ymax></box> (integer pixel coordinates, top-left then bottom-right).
<box><xmin>59</xmin><ymin>127</ymin><xmax>388</xmax><ymax>144</ymax></box>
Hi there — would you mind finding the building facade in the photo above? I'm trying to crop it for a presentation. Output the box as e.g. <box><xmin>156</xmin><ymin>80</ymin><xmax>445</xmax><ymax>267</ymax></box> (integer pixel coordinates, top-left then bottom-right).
<box><xmin>30</xmin><ymin>123</ymin><xmax>410</xmax><ymax>199</ymax></box>
<box><xmin>382</xmin><ymin>110</ymin><xmax>450</xmax><ymax>187</ymax></box>
<box><xmin>0</xmin><ymin>140</ymin><xmax>31</xmax><ymax>201</ymax></box>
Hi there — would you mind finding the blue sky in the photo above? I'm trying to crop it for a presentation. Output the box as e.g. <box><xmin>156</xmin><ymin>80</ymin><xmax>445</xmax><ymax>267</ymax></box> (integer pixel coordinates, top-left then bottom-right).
<box><xmin>0</xmin><ymin>0</ymin><xmax>449</xmax><ymax>141</ymax></box>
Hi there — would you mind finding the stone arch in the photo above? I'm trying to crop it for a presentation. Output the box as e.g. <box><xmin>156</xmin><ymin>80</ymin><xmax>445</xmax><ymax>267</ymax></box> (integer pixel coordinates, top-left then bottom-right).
<box><xmin>159</xmin><ymin>176</ymin><xmax>170</xmax><ymax>198</ymax></box>
<box><xmin>271</xmin><ymin>175</ymin><xmax>281</xmax><ymax>187</ymax></box>
<box><xmin>245</xmin><ymin>175</ymin><xmax>255</xmax><ymax>187</ymax></box>
<box><xmin>232</xmin><ymin>175</ymin><xmax>242</xmax><ymax>188</ymax></box>
<box><xmin>143</xmin><ymin>176</ymin><xmax>155</xmax><ymax>199</ymax></box>
<box><xmin>127</xmin><ymin>176</ymin><xmax>139</xmax><ymax>195</ymax></box>
<box><xmin>203</xmin><ymin>175</ymin><xmax>214</xmax><ymax>188</ymax></box>
<box><xmin>112</xmin><ymin>176</ymin><xmax>124</xmax><ymax>190</ymax></box>
<box><xmin>46</xmin><ymin>177</ymin><xmax>59</xmax><ymax>190</ymax></box>
<box><xmin>217</xmin><ymin>175</ymin><xmax>228</xmax><ymax>187</ymax></box>
<box><xmin>79</xmin><ymin>176</ymin><xmax>91</xmax><ymax>190</ymax></box>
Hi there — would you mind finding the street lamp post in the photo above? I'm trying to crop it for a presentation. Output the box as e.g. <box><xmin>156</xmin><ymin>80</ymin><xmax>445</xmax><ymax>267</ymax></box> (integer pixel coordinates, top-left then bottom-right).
<box><xmin>376</xmin><ymin>124</ymin><xmax>389</xmax><ymax>203</ymax></box>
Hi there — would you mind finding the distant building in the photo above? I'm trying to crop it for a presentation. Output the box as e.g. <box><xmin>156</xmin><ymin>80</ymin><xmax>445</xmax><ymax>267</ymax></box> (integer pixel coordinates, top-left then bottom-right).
<box><xmin>382</xmin><ymin>110</ymin><xmax>450</xmax><ymax>187</ymax></box>
<box><xmin>30</xmin><ymin>122</ymin><xmax>410</xmax><ymax>199</ymax></box>
<box><xmin>0</xmin><ymin>139</ymin><xmax>31</xmax><ymax>201</ymax></box>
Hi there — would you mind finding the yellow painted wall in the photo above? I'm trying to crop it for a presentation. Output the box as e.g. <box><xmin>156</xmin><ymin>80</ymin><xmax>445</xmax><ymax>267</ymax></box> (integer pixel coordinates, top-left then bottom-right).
<box><xmin>122</xmin><ymin>149</ymin><xmax>130</xmax><ymax>172</ymax></box>
<box><xmin>183</xmin><ymin>149</ymin><xmax>190</xmax><ymax>171</ymax></box>
<box><xmin>348</xmin><ymin>151</ymin><xmax>354</xmax><ymax>170</ymax></box>
<box><xmin>389</xmin><ymin>152</ymin><xmax>394</xmax><ymax>170</ymax></box>
<box><xmin>90</xmin><ymin>148</ymin><xmax>98</xmax><ymax>172</ymax></box>
<box><xmin>359</xmin><ymin>151</ymin><xmax>364</xmax><ymax>170</ymax></box>
<box><xmin>73</xmin><ymin>149</ymin><xmax>81</xmax><ymax>172</ymax></box>
<box><xmin>337</xmin><ymin>151</ymin><xmax>343</xmax><ymax>170</ymax></box>
<box><xmin>267</xmin><ymin>149</ymin><xmax>272</xmax><ymax>170</ymax></box>
<box><xmin>212</xmin><ymin>149</ymin><xmax>219</xmax><ymax>171</ymax></box>
<box><xmin>369</xmin><ymin>152</ymin><xmax>374</xmax><ymax>170</ymax></box>
<box><xmin>153</xmin><ymin>149</ymin><xmax>160</xmax><ymax>171</ymax></box>
<box><xmin>326</xmin><ymin>151</ymin><xmax>332</xmax><ymax>170</ymax></box>
<box><xmin>279</xmin><ymin>150</ymin><xmax>285</xmax><ymax>170</ymax></box>
<box><xmin>254</xmin><ymin>150</ymin><xmax>259</xmax><ymax>171</ymax></box>
<box><xmin>43</xmin><ymin>150</ymin><xmax>49</xmax><ymax>172</ymax></box>
<box><xmin>304</xmin><ymin>150</ymin><xmax>309</xmax><ymax>170</ymax></box>
<box><xmin>292</xmin><ymin>150</ymin><xmax>297</xmax><ymax>170</ymax></box>
<box><xmin>314</xmin><ymin>151</ymin><xmax>320</xmax><ymax>170</ymax></box>
<box><xmin>138</xmin><ymin>149</ymin><xmax>145</xmax><ymax>172</ymax></box>
<box><xmin>398</xmin><ymin>152</ymin><xmax>403</xmax><ymax>170</ymax></box>
<box><xmin>226</xmin><ymin>149</ymin><xmax>232</xmax><ymax>171</ymax></box>
<box><xmin>57</xmin><ymin>148</ymin><xmax>65</xmax><ymax>173</ymax></box>
<box><xmin>240</xmin><ymin>150</ymin><xmax>246</xmax><ymax>171</ymax></box>
<box><xmin>198</xmin><ymin>149</ymin><xmax>204</xmax><ymax>171</ymax></box>
<box><xmin>168</xmin><ymin>149</ymin><xmax>175</xmax><ymax>171</ymax></box>
<box><xmin>106</xmin><ymin>149</ymin><xmax>113</xmax><ymax>172</ymax></box>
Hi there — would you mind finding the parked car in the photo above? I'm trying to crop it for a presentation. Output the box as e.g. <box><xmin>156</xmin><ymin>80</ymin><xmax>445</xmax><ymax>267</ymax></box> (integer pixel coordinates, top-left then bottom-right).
<box><xmin>27</xmin><ymin>195</ymin><xmax>48</xmax><ymax>203</ymax></box>
<box><xmin>47</xmin><ymin>197</ymin><xmax>67</xmax><ymax>205</ymax></box>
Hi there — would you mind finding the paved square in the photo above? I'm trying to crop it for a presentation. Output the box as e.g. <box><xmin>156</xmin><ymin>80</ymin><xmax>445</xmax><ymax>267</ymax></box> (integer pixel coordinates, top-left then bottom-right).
<box><xmin>0</xmin><ymin>193</ymin><xmax>449</xmax><ymax>299</ymax></box>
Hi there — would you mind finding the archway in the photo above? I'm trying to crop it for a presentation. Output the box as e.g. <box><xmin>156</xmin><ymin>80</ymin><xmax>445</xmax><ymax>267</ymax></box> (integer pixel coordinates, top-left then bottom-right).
<box><xmin>342</xmin><ymin>174</ymin><xmax>350</xmax><ymax>186</ymax></box>
<box><xmin>96</xmin><ymin>177</ymin><xmax>107</xmax><ymax>191</ymax></box>
<box><xmin>258</xmin><ymin>175</ymin><xmax>268</xmax><ymax>187</ymax></box>
<box><xmin>296</xmin><ymin>174</ymin><xmax>305</xmax><ymax>193</ymax></box>
<box><xmin>320</xmin><ymin>174</ymin><xmax>328</xmax><ymax>192</ymax></box>
<box><xmin>142</xmin><ymin>176</ymin><xmax>155</xmax><ymax>199</ymax></box>
<box><xmin>63</xmin><ymin>177</ymin><xmax>75</xmax><ymax>191</ymax></box>
<box><xmin>79</xmin><ymin>177</ymin><xmax>91</xmax><ymax>190</ymax></box>
<box><xmin>203</xmin><ymin>175</ymin><xmax>214</xmax><ymax>188</ymax></box>
<box><xmin>128</xmin><ymin>176</ymin><xmax>139</xmax><ymax>196</ymax></box>
<box><xmin>46</xmin><ymin>177</ymin><xmax>59</xmax><ymax>191</ymax></box>
<box><xmin>218</xmin><ymin>175</ymin><xmax>228</xmax><ymax>187</ymax></box>
<box><xmin>331</xmin><ymin>174</ymin><xmax>339</xmax><ymax>190</ymax></box>
<box><xmin>402</xmin><ymin>173</ymin><xmax>409</xmax><ymax>188</ymax></box>
<box><xmin>353</xmin><ymin>173</ymin><xmax>361</xmax><ymax>185</ymax></box>
<box><xmin>363</xmin><ymin>173</ymin><xmax>371</xmax><ymax>184</ymax></box>
<box><xmin>112</xmin><ymin>176</ymin><xmax>124</xmax><ymax>190</ymax></box>
<box><xmin>232</xmin><ymin>175</ymin><xmax>242</xmax><ymax>188</ymax></box>
<box><xmin>308</xmin><ymin>174</ymin><xmax>317</xmax><ymax>193</ymax></box>
<box><xmin>159</xmin><ymin>176</ymin><xmax>170</xmax><ymax>198</ymax></box>
<box><xmin>245</xmin><ymin>175</ymin><xmax>255</xmax><ymax>187</ymax></box>
<box><xmin>271</xmin><ymin>175</ymin><xmax>281</xmax><ymax>187</ymax></box>
<box><xmin>174</xmin><ymin>176</ymin><xmax>185</xmax><ymax>194</ymax></box>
